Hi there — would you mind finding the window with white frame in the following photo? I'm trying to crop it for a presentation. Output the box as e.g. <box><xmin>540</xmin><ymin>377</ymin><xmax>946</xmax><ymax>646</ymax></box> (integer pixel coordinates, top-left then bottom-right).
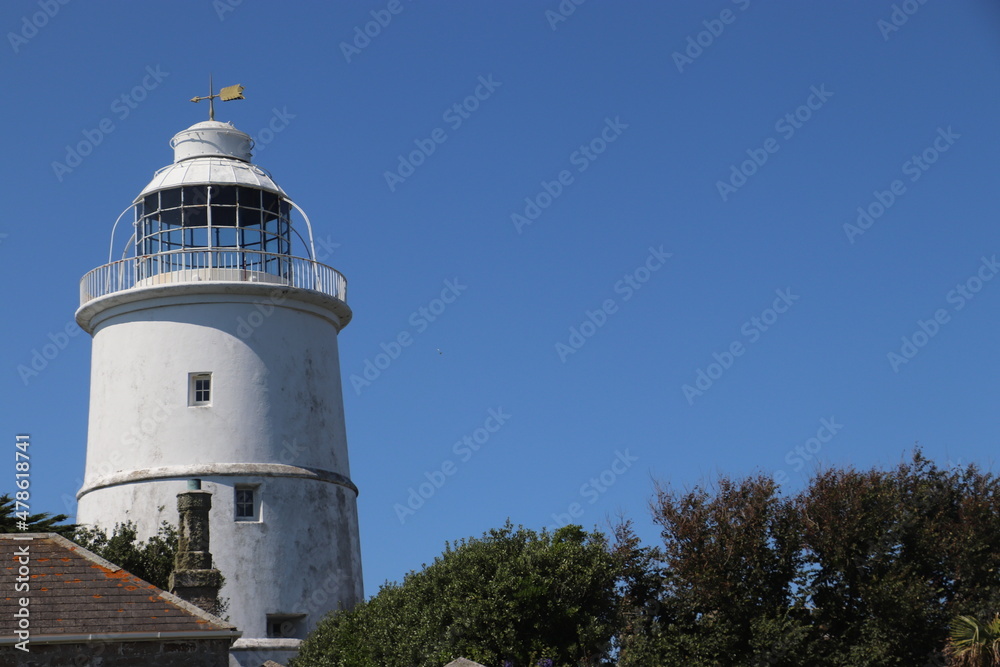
<box><xmin>188</xmin><ymin>372</ymin><xmax>212</xmax><ymax>407</ymax></box>
<box><xmin>235</xmin><ymin>485</ymin><xmax>260</xmax><ymax>521</ymax></box>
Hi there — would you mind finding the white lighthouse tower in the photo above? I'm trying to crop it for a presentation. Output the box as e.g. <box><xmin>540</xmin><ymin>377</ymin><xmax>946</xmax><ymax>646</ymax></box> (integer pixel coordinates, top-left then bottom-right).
<box><xmin>75</xmin><ymin>91</ymin><xmax>363</xmax><ymax>666</ymax></box>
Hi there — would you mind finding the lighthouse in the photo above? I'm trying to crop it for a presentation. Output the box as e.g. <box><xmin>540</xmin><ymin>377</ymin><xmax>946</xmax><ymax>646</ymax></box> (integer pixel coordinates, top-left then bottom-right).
<box><xmin>75</xmin><ymin>90</ymin><xmax>363</xmax><ymax>665</ymax></box>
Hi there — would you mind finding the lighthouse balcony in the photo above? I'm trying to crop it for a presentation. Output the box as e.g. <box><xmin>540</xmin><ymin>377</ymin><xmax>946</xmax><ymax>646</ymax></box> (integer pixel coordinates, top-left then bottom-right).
<box><xmin>80</xmin><ymin>249</ymin><xmax>347</xmax><ymax>306</ymax></box>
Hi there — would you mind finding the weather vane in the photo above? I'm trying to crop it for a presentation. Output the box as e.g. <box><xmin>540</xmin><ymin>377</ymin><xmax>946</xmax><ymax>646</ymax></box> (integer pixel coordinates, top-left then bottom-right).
<box><xmin>190</xmin><ymin>74</ymin><xmax>245</xmax><ymax>121</ymax></box>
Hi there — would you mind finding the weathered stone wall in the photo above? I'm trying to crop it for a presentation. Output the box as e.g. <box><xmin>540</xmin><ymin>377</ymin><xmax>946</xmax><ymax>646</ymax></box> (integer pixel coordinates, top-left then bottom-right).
<box><xmin>0</xmin><ymin>638</ymin><xmax>232</xmax><ymax>667</ymax></box>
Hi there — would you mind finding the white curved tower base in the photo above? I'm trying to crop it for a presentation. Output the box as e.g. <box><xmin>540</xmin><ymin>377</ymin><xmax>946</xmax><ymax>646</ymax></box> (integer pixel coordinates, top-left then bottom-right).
<box><xmin>76</xmin><ymin>283</ymin><xmax>362</xmax><ymax>656</ymax></box>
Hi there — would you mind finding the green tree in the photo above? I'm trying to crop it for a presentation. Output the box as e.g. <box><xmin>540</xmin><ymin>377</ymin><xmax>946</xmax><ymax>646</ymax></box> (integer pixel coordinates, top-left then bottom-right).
<box><xmin>74</xmin><ymin>520</ymin><xmax>178</xmax><ymax>591</ymax></box>
<box><xmin>0</xmin><ymin>493</ymin><xmax>76</xmax><ymax>537</ymax></box>
<box><xmin>291</xmin><ymin>522</ymin><xmax>620</xmax><ymax>667</ymax></box>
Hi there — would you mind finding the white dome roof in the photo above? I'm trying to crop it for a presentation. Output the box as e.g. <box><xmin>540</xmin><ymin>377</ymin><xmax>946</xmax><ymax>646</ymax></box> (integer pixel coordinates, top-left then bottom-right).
<box><xmin>137</xmin><ymin>157</ymin><xmax>286</xmax><ymax>200</ymax></box>
<box><xmin>136</xmin><ymin>120</ymin><xmax>286</xmax><ymax>200</ymax></box>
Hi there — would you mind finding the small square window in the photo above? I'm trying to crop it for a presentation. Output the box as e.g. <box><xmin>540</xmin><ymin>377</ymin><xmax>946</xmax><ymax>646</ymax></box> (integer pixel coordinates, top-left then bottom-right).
<box><xmin>189</xmin><ymin>373</ymin><xmax>212</xmax><ymax>406</ymax></box>
<box><xmin>235</xmin><ymin>485</ymin><xmax>260</xmax><ymax>522</ymax></box>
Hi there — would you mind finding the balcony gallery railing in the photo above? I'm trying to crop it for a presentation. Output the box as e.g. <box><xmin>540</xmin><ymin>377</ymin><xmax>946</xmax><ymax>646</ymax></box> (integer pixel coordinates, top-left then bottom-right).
<box><xmin>80</xmin><ymin>249</ymin><xmax>347</xmax><ymax>306</ymax></box>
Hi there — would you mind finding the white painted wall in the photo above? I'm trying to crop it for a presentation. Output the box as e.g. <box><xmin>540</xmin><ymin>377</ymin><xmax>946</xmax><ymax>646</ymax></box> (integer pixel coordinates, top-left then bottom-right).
<box><xmin>75</xmin><ymin>284</ymin><xmax>363</xmax><ymax>653</ymax></box>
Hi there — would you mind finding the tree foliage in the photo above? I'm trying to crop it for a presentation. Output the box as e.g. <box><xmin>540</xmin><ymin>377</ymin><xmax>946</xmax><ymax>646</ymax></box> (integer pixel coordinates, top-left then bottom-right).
<box><xmin>622</xmin><ymin>451</ymin><xmax>1000</xmax><ymax>666</ymax></box>
<box><xmin>617</xmin><ymin>473</ymin><xmax>812</xmax><ymax>667</ymax></box>
<box><xmin>0</xmin><ymin>493</ymin><xmax>76</xmax><ymax>537</ymax></box>
<box><xmin>292</xmin><ymin>451</ymin><xmax>1000</xmax><ymax>666</ymax></box>
<box><xmin>74</xmin><ymin>520</ymin><xmax>178</xmax><ymax>591</ymax></box>
<box><xmin>291</xmin><ymin>522</ymin><xmax>621</xmax><ymax>667</ymax></box>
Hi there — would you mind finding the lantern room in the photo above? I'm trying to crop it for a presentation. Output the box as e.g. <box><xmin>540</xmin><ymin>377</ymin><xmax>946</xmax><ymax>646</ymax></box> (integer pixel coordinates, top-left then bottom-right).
<box><xmin>81</xmin><ymin>119</ymin><xmax>347</xmax><ymax>314</ymax></box>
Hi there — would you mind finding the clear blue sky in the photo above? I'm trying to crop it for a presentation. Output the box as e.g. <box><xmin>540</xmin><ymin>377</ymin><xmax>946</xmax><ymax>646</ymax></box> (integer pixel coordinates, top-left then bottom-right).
<box><xmin>4</xmin><ymin>1</ymin><xmax>1000</xmax><ymax>597</ymax></box>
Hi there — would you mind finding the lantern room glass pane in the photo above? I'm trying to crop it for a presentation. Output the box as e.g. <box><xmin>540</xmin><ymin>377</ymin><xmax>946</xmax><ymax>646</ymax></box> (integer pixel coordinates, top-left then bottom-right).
<box><xmin>183</xmin><ymin>186</ymin><xmax>208</xmax><ymax>206</ymax></box>
<box><xmin>212</xmin><ymin>206</ymin><xmax>237</xmax><ymax>227</ymax></box>
<box><xmin>213</xmin><ymin>227</ymin><xmax>238</xmax><ymax>248</ymax></box>
<box><xmin>187</xmin><ymin>228</ymin><xmax>208</xmax><ymax>247</ymax></box>
<box><xmin>184</xmin><ymin>206</ymin><xmax>207</xmax><ymax>227</ymax></box>
<box><xmin>160</xmin><ymin>188</ymin><xmax>182</xmax><ymax>209</ymax></box>
<box><xmin>136</xmin><ymin>186</ymin><xmax>293</xmax><ymax>260</ymax></box>
<box><xmin>163</xmin><ymin>229</ymin><xmax>183</xmax><ymax>250</ymax></box>
<box><xmin>239</xmin><ymin>208</ymin><xmax>262</xmax><ymax>228</ymax></box>
<box><xmin>262</xmin><ymin>192</ymin><xmax>280</xmax><ymax>215</ymax></box>
<box><xmin>213</xmin><ymin>185</ymin><xmax>238</xmax><ymax>205</ymax></box>
<box><xmin>241</xmin><ymin>229</ymin><xmax>262</xmax><ymax>250</ymax></box>
<box><xmin>238</xmin><ymin>187</ymin><xmax>261</xmax><ymax>207</ymax></box>
<box><xmin>160</xmin><ymin>208</ymin><xmax>181</xmax><ymax>228</ymax></box>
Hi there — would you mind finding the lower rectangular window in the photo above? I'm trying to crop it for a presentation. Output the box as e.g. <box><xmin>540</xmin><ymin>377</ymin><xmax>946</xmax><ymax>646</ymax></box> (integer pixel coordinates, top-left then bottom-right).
<box><xmin>267</xmin><ymin>614</ymin><xmax>306</xmax><ymax>639</ymax></box>
<box><xmin>234</xmin><ymin>485</ymin><xmax>260</xmax><ymax>522</ymax></box>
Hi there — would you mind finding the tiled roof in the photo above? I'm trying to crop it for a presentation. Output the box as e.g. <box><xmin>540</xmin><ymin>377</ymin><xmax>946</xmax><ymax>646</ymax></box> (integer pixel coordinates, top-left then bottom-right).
<box><xmin>0</xmin><ymin>533</ymin><xmax>238</xmax><ymax>641</ymax></box>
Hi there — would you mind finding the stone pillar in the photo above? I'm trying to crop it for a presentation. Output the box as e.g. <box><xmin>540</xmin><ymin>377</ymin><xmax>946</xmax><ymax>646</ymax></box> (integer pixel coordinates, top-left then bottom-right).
<box><xmin>169</xmin><ymin>481</ymin><xmax>223</xmax><ymax>614</ymax></box>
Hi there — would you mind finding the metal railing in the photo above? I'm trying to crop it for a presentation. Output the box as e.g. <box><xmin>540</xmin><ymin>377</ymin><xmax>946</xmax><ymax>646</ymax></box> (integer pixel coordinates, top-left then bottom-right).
<box><xmin>80</xmin><ymin>249</ymin><xmax>347</xmax><ymax>305</ymax></box>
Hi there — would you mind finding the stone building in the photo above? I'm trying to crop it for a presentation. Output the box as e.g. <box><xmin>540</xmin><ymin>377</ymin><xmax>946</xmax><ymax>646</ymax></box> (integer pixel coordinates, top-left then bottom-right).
<box><xmin>0</xmin><ymin>532</ymin><xmax>239</xmax><ymax>666</ymax></box>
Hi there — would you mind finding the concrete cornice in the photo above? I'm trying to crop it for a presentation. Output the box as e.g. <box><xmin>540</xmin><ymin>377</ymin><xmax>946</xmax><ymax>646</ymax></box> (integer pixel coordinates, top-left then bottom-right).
<box><xmin>77</xmin><ymin>462</ymin><xmax>359</xmax><ymax>500</ymax></box>
<box><xmin>76</xmin><ymin>281</ymin><xmax>351</xmax><ymax>334</ymax></box>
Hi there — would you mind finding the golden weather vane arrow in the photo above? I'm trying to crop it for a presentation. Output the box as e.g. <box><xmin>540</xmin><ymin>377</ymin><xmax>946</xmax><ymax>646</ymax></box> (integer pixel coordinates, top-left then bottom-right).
<box><xmin>190</xmin><ymin>74</ymin><xmax>245</xmax><ymax>121</ymax></box>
